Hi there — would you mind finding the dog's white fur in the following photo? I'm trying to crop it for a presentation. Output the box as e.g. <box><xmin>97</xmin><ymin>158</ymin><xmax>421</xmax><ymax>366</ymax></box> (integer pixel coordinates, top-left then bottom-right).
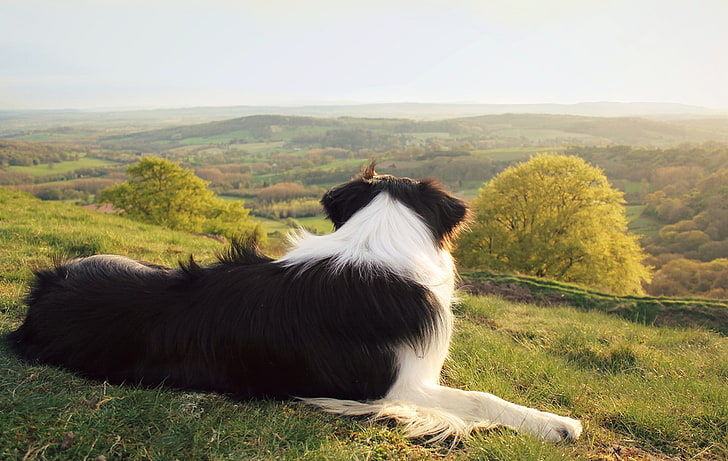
<box><xmin>281</xmin><ymin>192</ymin><xmax>583</xmax><ymax>442</ymax></box>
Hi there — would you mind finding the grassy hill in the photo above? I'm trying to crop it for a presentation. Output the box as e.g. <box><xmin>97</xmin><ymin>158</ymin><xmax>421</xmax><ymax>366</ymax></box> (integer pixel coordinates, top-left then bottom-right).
<box><xmin>453</xmin><ymin>113</ymin><xmax>726</xmax><ymax>146</ymax></box>
<box><xmin>461</xmin><ymin>271</ymin><xmax>728</xmax><ymax>335</ymax></box>
<box><xmin>1</xmin><ymin>188</ymin><xmax>726</xmax><ymax>460</ymax></box>
<box><xmin>93</xmin><ymin>113</ymin><xmax>728</xmax><ymax>153</ymax></box>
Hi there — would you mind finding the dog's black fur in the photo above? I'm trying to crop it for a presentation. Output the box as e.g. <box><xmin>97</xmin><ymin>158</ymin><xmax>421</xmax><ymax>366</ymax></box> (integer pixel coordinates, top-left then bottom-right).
<box><xmin>8</xmin><ymin>165</ymin><xmax>466</xmax><ymax>401</ymax></box>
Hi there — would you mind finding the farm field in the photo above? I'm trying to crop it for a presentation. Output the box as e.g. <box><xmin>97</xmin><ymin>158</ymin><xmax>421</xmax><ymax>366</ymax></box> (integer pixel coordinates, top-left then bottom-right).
<box><xmin>472</xmin><ymin>147</ymin><xmax>562</xmax><ymax>162</ymax></box>
<box><xmin>625</xmin><ymin>205</ymin><xmax>663</xmax><ymax>236</ymax></box>
<box><xmin>8</xmin><ymin>156</ymin><xmax>118</xmax><ymax>177</ymax></box>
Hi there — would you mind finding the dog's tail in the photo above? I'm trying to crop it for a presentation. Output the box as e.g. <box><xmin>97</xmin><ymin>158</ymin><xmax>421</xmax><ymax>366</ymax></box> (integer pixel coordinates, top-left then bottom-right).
<box><xmin>299</xmin><ymin>397</ymin><xmax>495</xmax><ymax>443</ymax></box>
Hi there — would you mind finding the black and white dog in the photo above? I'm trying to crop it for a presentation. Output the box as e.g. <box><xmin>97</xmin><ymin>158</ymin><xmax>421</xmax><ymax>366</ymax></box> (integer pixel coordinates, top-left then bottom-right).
<box><xmin>8</xmin><ymin>164</ymin><xmax>582</xmax><ymax>442</ymax></box>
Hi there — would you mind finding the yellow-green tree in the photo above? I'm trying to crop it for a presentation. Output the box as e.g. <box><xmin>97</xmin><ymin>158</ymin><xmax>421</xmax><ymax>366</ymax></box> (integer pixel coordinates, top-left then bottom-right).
<box><xmin>456</xmin><ymin>153</ymin><xmax>651</xmax><ymax>295</ymax></box>
<box><xmin>98</xmin><ymin>157</ymin><xmax>263</xmax><ymax>241</ymax></box>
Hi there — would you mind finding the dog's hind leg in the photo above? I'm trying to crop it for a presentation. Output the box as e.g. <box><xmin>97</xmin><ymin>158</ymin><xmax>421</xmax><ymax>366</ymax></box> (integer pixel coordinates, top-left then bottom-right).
<box><xmin>63</xmin><ymin>254</ymin><xmax>170</xmax><ymax>276</ymax></box>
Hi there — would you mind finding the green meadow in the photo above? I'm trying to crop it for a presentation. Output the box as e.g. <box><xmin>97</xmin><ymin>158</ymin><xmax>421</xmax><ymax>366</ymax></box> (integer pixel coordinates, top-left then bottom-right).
<box><xmin>0</xmin><ymin>188</ymin><xmax>726</xmax><ymax>460</ymax></box>
<box><xmin>8</xmin><ymin>157</ymin><xmax>118</xmax><ymax>177</ymax></box>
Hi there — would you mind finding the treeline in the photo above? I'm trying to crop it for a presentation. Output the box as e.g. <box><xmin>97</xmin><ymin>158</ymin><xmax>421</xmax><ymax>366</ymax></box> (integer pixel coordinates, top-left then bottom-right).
<box><xmin>0</xmin><ymin>166</ymin><xmax>119</xmax><ymax>186</ymax></box>
<box><xmin>193</xmin><ymin>148</ymin><xmax>366</xmax><ymax>193</ymax></box>
<box><xmin>0</xmin><ymin>140</ymin><xmax>88</xmax><ymax>166</ymax></box>
<box><xmin>99</xmin><ymin>115</ymin><xmax>336</xmax><ymax>151</ymax></box>
<box><xmin>97</xmin><ymin>115</ymin><xmax>492</xmax><ymax>154</ymax></box>
<box><xmin>291</xmin><ymin>129</ymin><xmax>401</xmax><ymax>151</ymax></box>
<box><xmin>246</xmin><ymin>182</ymin><xmax>325</xmax><ymax>219</ymax></box>
<box><xmin>195</xmin><ymin>164</ymin><xmax>254</xmax><ymax>190</ymax></box>
<box><xmin>257</xmin><ymin>198</ymin><xmax>323</xmax><ymax>219</ymax></box>
<box><xmin>378</xmin><ymin>156</ymin><xmax>502</xmax><ymax>185</ymax></box>
<box><xmin>14</xmin><ymin>178</ymin><xmax>121</xmax><ymax>202</ymax></box>
<box><xmin>568</xmin><ymin>143</ymin><xmax>728</xmax><ymax>184</ymax></box>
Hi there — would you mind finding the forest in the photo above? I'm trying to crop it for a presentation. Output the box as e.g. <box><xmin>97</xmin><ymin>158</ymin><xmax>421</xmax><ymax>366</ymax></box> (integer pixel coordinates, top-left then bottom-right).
<box><xmin>2</xmin><ymin>110</ymin><xmax>728</xmax><ymax>299</ymax></box>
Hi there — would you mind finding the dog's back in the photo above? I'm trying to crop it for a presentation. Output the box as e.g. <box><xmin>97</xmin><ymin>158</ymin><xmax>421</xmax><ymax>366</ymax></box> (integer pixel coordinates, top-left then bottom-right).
<box><xmin>9</xmin><ymin>255</ymin><xmax>187</xmax><ymax>385</ymax></box>
<box><xmin>8</xmin><ymin>247</ymin><xmax>441</xmax><ymax>401</ymax></box>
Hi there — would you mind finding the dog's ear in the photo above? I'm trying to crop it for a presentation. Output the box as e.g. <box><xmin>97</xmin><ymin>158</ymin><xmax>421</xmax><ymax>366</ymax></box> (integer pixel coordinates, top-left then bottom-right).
<box><xmin>439</xmin><ymin>193</ymin><xmax>469</xmax><ymax>238</ymax></box>
<box><xmin>359</xmin><ymin>161</ymin><xmax>377</xmax><ymax>180</ymax></box>
<box><xmin>418</xmin><ymin>179</ymin><xmax>470</xmax><ymax>243</ymax></box>
<box><xmin>321</xmin><ymin>180</ymin><xmax>374</xmax><ymax>230</ymax></box>
<box><xmin>322</xmin><ymin>162</ymin><xmax>379</xmax><ymax>229</ymax></box>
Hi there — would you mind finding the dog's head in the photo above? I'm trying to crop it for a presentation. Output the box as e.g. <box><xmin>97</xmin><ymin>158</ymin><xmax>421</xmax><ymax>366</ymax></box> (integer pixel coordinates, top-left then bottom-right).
<box><xmin>321</xmin><ymin>162</ymin><xmax>469</xmax><ymax>246</ymax></box>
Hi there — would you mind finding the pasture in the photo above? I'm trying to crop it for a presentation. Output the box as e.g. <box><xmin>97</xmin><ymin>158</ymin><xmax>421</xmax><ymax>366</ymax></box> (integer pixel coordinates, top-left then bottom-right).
<box><xmin>8</xmin><ymin>157</ymin><xmax>118</xmax><ymax>177</ymax></box>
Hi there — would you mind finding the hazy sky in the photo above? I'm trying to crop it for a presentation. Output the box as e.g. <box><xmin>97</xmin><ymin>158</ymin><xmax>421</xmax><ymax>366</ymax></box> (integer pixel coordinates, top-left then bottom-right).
<box><xmin>2</xmin><ymin>0</ymin><xmax>727</xmax><ymax>110</ymax></box>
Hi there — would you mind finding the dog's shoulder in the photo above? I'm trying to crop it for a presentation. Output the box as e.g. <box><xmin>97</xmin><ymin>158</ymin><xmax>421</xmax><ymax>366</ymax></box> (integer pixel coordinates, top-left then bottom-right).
<box><xmin>216</xmin><ymin>236</ymin><xmax>274</xmax><ymax>266</ymax></box>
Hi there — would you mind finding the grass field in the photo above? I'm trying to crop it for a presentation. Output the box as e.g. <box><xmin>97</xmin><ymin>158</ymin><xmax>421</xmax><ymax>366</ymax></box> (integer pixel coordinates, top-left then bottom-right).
<box><xmin>295</xmin><ymin>216</ymin><xmax>334</xmax><ymax>234</ymax></box>
<box><xmin>625</xmin><ymin>205</ymin><xmax>662</xmax><ymax>236</ymax></box>
<box><xmin>8</xmin><ymin>157</ymin><xmax>119</xmax><ymax>177</ymax></box>
<box><xmin>472</xmin><ymin>147</ymin><xmax>563</xmax><ymax>162</ymax></box>
<box><xmin>6</xmin><ymin>131</ymin><xmax>101</xmax><ymax>142</ymax></box>
<box><xmin>462</xmin><ymin>270</ymin><xmax>728</xmax><ymax>335</ymax></box>
<box><xmin>253</xmin><ymin>158</ymin><xmax>365</xmax><ymax>188</ymax></box>
<box><xmin>1</xmin><ymin>187</ymin><xmax>726</xmax><ymax>460</ymax></box>
<box><xmin>251</xmin><ymin>216</ymin><xmax>333</xmax><ymax>255</ymax></box>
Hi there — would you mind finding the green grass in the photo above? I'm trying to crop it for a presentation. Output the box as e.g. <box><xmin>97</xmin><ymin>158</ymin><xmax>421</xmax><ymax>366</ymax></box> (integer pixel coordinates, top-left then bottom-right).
<box><xmin>0</xmin><ymin>187</ymin><xmax>224</xmax><ymax>318</ymax></box>
<box><xmin>240</xmin><ymin>141</ymin><xmax>288</xmax><ymax>154</ymax></box>
<box><xmin>6</xmin><ymin>131</ymin><xmax>100</xmax><ymax>142</ymax></box>
<box><xmin>8</xmin><ymin>157</ymin><xmax>119</xmax><ymax>177</ymax></box>
<box><xmin>251</xmin><ymin>216</ymin><xmax>333</xmax><ymax>256</ymax></box>
<box><xmin>472</xmin><ymin>147</ymin><xmax>563</xmax><ymax>162</ymax></box>
<box><xmin>463</xmin><ymin>270</ymin><xmax>728</xmax><ymax>335</ymax></box>
<box><xmin>296</xmin><ymin>216</ymin><xmax>334</xmax><ymax>234</ymax></box>
<box><xmin>452</xmin><ymin>295</ymin><xmax>728</xmax><ymax>460</ymax></box>
<box><xmin>625</xmin><ymin>205</ymin><xmax>663</xmax><ymax>236</ymax></box>
<box><xmin>1</xmin><ymin>187</ymin><xmax>726</xmax><ymax>460</ymax></box>
<box><xmin>253</xmin><ymin>158</ymin><xmax>365</xmax><ymax>188</ymax></box>
<box><xmin>253</xmin><ymin>216</ymin><xmax>292</xmax><ymax>236</ymax></box>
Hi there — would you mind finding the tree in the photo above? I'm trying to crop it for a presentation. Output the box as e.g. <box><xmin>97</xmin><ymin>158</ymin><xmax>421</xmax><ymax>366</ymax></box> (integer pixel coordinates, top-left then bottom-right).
<box><xmin>98</xmin><ymin>158</ymin><xmax>261</xmax><ymax>240</ymax></box>
<box><xmin>456</xmin><ymin>153</ymin><xmax>652</xmax><ymax>295</ymax></box>
<box><xmin>647</xmin><ymin>258</ymin><xmax>728</xmax><ymax>299</ymax></box>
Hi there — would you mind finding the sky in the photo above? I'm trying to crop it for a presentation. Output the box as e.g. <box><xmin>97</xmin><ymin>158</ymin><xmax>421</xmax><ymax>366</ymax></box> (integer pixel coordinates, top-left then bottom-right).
<box><xmin>1</xmin><ymin>0</ymin><xmax>727</xmax><ymax>110</ymax></box>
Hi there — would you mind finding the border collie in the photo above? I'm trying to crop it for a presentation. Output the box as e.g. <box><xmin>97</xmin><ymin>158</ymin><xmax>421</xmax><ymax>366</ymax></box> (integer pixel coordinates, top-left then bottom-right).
<box><xmin>8</xmin><ymin>164</ymin><xmax>582</xmax><ymax>443</ymax></box>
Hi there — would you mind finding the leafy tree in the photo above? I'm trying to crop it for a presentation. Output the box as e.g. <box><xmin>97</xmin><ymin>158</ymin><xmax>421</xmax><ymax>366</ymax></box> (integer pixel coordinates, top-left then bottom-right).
<box><xmin>643</xmin><ymin>168</ymin><xmax>728</xmax><ymax>261</ymax></box>
<box><xmin>456</xmin><ymin>153</ymin><xmax>652</xmax><ymax>295</ymax></box>
<box><xmin>257</xmin><ymin>182</ymin><xmax>318</xmax><ymax>204</ymax></box>
<box><xmin>647</xmin><ymin>258</ymin><xmax>728</xmax><ymax>298</ymax></box>
<box><xmin>98</xmin><ymin>157</ymin><xmax>261</xmax><ymax>241</ymax></box>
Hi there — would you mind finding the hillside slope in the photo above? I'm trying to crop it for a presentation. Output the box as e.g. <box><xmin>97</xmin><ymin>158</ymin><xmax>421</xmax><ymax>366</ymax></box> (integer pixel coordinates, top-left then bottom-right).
<box><xmin>1</xmin><ymin>190</ymin><xmax>726</xmax><ymax>460</ymax></box>
<box><xmin>96</xmin><ymin>113</ymin><xmax>728</xmax><ymax>152</ymax></box>
<box><xmin>462</xmin><ymin>271</ymin><xmax>728</xmax><ymax>335</ymax></box>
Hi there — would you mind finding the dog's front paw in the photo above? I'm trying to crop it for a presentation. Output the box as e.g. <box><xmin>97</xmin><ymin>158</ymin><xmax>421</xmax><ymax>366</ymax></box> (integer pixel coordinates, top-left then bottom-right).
<box><xmin>525</xmin><ymin>411</ymin><xmax>583</xmax><ymax>442</ymax></box>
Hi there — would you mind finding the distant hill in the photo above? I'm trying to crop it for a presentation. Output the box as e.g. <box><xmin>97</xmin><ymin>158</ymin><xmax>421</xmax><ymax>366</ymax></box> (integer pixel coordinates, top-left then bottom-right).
<box><xmin>1</xmin><ymin>101</ymin><xmax>725</xmax><ymax>136</ymax></box>
<box><xmin>97</xmin><ymin>113</ymin><xmax>728</xmax><ymax>151</ymax></box>
<box><xmin>451</xmin><ymin>113</ymin><xmax>728</xmax><ymax>145</ymax></box>
<box><xmin>237</xmin><ymin>101</ymin><xmax>721</xmax><ymax>119</ymax></box>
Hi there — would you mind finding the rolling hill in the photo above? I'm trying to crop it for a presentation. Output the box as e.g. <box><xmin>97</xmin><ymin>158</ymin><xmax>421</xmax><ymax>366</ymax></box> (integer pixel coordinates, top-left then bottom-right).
<box><xmin>96</xmin><ymin>113</ymin><xmax>728</xmax><ymax>152</ymax></box>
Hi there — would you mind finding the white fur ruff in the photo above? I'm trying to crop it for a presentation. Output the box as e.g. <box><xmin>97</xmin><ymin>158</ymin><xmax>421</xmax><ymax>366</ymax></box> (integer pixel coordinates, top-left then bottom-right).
<box><xmin>286</xmin><ymin>192</ymin><xmax>582</xmax><ymax>442</ymax></box>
